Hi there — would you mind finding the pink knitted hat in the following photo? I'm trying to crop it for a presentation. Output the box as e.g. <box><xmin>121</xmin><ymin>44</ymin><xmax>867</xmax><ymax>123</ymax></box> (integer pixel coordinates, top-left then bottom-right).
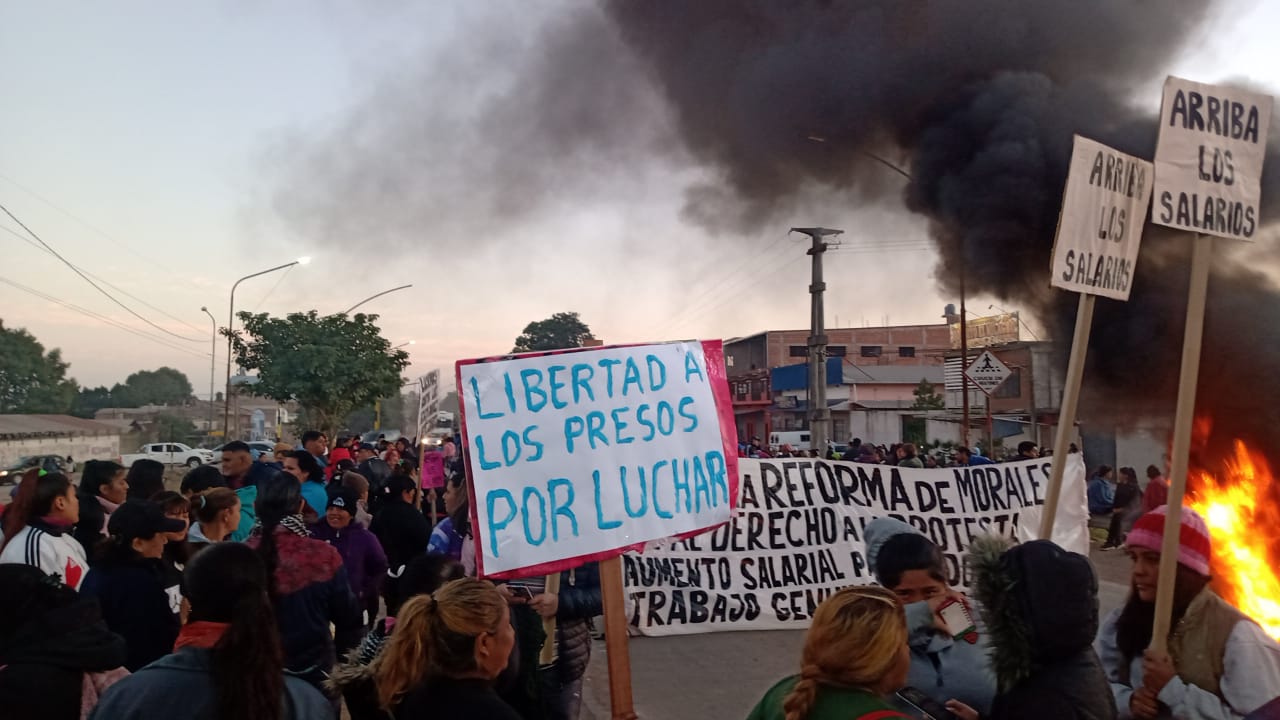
<box><xmin>1125</xmin><ymin>505</ymin><xmax>1212</xmax><ymax>576</ymax></box>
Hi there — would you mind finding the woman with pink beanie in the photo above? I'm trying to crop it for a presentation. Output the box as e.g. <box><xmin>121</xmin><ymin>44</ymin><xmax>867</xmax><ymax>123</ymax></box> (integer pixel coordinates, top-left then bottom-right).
<box><xmin>1095</xmin><ymin>505</ymin><xmax>1280</xmax><ymax>719</ymax></box>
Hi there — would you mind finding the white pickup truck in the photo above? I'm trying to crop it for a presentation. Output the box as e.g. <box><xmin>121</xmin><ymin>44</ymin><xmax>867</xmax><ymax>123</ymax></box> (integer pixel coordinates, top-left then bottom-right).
<box><xmin>121</xmin><ymin>443</ymin><xmax>214</xmax><ymax>468</ymax></box>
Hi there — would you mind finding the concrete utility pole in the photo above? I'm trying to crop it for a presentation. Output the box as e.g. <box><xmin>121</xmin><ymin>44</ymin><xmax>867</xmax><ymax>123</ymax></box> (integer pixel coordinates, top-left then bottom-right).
<box><xmin>791</xmin><ymin>227</ymin><xmax>843</xmax><ymax>452</ymax></box>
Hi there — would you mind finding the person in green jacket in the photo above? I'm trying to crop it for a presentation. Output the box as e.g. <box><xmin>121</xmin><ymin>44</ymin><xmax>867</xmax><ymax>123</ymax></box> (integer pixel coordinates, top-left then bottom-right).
<box><xmin>747</xmin><ymin>585</ymin><xmax>912</xmax><ymax>720</ymax></box>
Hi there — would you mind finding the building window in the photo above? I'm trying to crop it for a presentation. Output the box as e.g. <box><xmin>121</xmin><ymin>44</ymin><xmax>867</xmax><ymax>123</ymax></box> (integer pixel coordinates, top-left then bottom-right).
<box><xmin>993</xmin><ymin>368</ymin><xmax>1022</xmax><ymax>399</ymax></box>
<box><xmin>899</xmin><ymin>346</ymin><xmax>916</xmax><ymax>358</ymax></box>
<box><xmin>828</xmin><ymin>345</ymin><xmax>847</xmax><ymax>357</ymax></box>
<box><xmin>789</xmin><ymin>345</ymin><xmax>808</xmax><ymax>358</ymax></box>
<box><xmin>860</xmin><ymin>345</ymin><xmax>882</xmax><ymax>358</ymax></box>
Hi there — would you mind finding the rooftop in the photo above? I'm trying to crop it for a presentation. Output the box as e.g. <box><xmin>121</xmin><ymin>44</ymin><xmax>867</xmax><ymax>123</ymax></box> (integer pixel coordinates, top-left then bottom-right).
<box><xmin>0</xmin><ymin>414</ymin><xmax>125</xmax><ymax>439</ymax></box>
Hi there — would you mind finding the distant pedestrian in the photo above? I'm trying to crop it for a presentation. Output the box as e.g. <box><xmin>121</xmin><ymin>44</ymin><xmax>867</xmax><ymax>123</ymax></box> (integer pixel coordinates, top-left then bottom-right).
<box><xmin>1140</xmin><ymin>465</ymin><xmax>1168</xmax><ymax>513</ymax></box>
<box><xmin>954</xmin><ymin>446</ymin><xmax>994</xmax><ymax>467</ymax></box>
<box><xmin>370</xmin><ymin>475</ymin><xmax>433</xmax><ymax>603</ymax></box>
<box><xmin>282</xmin><ymin>450</ymin><xmax>328</xmax><ymax>519</ymax></box>
<box><xmin>87</xmin><ymin>542</ymin><xmax>332</xmax><ymax>720</ymax></box>
<box><xmin>74</xmin><ymin>460</ymin><xmax>129</xmax><ymax>562</ymax></box>
<box><xmin>1087</xmin><ymin>465</ymin><xmax>1116</xmax><ymax>516</ymax></box>
<box><xmin>0</xmin><ymin>470</ymin><xmax>88</xmax><ymax>589</ymax></box>
<box><xmin>897</xmin><ymin>443</ymin><xmax>924</xmax><ymax>469</ymax></box>
<box><xmin>1015</xmin><ymin>441</ymin><xmax>1040</xmax><ymax>460</ymax></box>
<box><xmin>1100</xmin><ymin>468</ymin><xmax>1141</xmax><ymax>551</ymax></box>
<box><xmin>310</xmin><ymin>486</ymin><xmax>387</xmax><ymax>629</ymax></box>
<box><xmin>339</xmin><ymin>471</ymin><xmax>374</xmax><ymax>527</ymax></box>
<box><xmin>179</xmin><ymin>464</ymin><xmax>226</xmax><ymax>496</ymax></box>
<box><xmin>746</xmin><ymin>585</ymin><xmax>912</xmax><ymax>720</ymax></box>
<box><xmin>124</xmin><ymin>459</ymin><xmax>166</xmax><ymax>502</ymax></box>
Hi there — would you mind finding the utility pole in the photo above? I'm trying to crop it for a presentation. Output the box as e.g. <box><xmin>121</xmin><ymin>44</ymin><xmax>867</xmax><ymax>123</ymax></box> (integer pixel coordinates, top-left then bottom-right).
<box><xmin>791</xmin><ymin>227</ymin><xmax>843</xmax><ymax>452</ymax></box>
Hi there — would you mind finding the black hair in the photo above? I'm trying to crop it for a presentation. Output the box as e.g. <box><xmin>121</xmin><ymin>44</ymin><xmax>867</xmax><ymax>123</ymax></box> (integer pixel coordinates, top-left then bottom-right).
<box><xmin>185</xmin><ymin>543</ymin><xmax>284</xmax><ymax>720</ymax></box>
<box><xmin>285</xmin><ymin>450</ymin><xmax>325</xmax><ymax>484</ymax></box>
<box><xmin>1115</xmin><ymin>564</ymin><xmax>1211</xmax><ymax>664</ymax></box>
<box><xmin>0</xmin><ymin>564</ymin><xmax>85</xmax><ymax>645</ymax></box>
<box><xmin>1147</xmin><ymin>465</ymin><xmax>1162</xmax><ymax>479</ymax></box>
<box><xmin>153</xmin><ymin>490</ymin><xmax>192</xmax><ymax>565</ymax></box>
<box><xmin>181</xmin><ymin>464</ymin><xmax>227</xmax><ymax>495</ymax></box>
<box><xmin>1118</xmin><ymin>467</ymin><xmax>1138</xmax><ymax>483</ymax></box>
<box><xmin>447</xmin><ymin>474</ymin><xmax>471</xmax><ymax>540</ymax></box>
<box><xmin>301</xmin><ymin>430</ymin><xmax>325</xmax><ymax>446</ymax></box>
<box><xmin>385</xmin><ymin>474</ymin><xmax>417</xmax><ymax>503</ymax></box>
<box><xmin>254</xmin><ymin>471</ymin><xmax>303</xmax><ymax>599</ymax></box>
<box><xmin>80</xmin><ymin>459</ymin><xmax>125</xmax><ymax>496</ymax></box>
<box><xmin>222</xmin><ymin>440</ymin><xmax>252</xmax><ymax>455</ymax></box>
<box><xmin>1017</xmin><ymin>441</ymin><xmax>1038</xmax><ymax>455</ymax></box>
<box><xmin>126</xmin><ymin>459</ymin><xmax>166</xmax><ymax>501</ymax></box>
<box><xmin>874</xmin><ymin>532</ymin><xmax>947</xmax><ymax>588</ymax></box>
<box><xmin>0</xmin><ymin>470</ymin><xmax>73</xmax><ymax>551</ymax></box>
<box><xmin>1094</xmin><ymin>465</ymin><xmax>1114</xmax><ymax>478</ymax></box>
<box><xmin>385</xmin><ymin>554</ymin><xmax>465</xmax><ymax>616</ymax></box>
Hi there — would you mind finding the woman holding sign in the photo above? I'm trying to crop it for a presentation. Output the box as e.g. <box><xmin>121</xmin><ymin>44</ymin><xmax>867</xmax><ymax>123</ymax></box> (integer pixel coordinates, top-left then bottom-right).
<box><xmin>746</xmin><ymin>585</ymin><xmax>912</xmax><ymax>720</ymax></box>
<box><xmin>864</xmin><ymin>518</ymin><xmax>995</xmax><ymax>717</ymax></box>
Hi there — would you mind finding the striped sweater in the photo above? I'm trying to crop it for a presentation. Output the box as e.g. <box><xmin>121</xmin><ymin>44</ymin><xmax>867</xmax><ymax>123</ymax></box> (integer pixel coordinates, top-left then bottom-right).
<box><xmin>0</xmin><ymin>518</ymin><xmax>89</xmax><ymax>590</ymax></box>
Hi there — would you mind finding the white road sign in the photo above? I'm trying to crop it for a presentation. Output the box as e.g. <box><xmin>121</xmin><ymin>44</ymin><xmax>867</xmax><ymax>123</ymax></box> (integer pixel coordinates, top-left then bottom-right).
<box><xmin>965</xmin><ymin>350</ymin><xmax>1012</xmax><ymax>395</ymax></box>
<box><xmin>1050</xmin><ymin>135</ymin><xmax>1153</xmax><ymax>301</ymax></box>
<box><xmin>1152</xmin><ymin>76</ymin><xmax>1273</xmax><ymax>241</ymax></box>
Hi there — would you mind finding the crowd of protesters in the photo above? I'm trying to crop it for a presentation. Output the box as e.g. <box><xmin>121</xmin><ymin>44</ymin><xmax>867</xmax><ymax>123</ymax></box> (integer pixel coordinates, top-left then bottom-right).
<box><xmin>738</xmin><ymin>436</ymin><xmax>1051</xmax><ymax>468</ymax></box>
<box><xmin>0</xmin><ymin>431</ymin><xmax>600</xmax><ymax>720</ymax></box>
<box><xmin>4</xmin><ymin>429</ymin><xmax>1280</xmax><ymax>720</ymax></box>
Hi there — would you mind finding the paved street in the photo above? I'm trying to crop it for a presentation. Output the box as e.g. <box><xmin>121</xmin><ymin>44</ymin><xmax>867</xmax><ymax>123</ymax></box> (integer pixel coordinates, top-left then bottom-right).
<box><xmin>582</xmin><ymin>538</ymin><xmax>1131</xmax><ymax>719</ymax></box>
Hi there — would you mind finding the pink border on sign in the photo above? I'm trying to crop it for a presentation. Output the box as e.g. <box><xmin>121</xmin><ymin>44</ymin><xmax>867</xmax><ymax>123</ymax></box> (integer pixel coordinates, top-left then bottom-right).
<box><xmin>454</xmin><ymin>340</ymin><xmax>738</xmax><ymax>580</ymax></box>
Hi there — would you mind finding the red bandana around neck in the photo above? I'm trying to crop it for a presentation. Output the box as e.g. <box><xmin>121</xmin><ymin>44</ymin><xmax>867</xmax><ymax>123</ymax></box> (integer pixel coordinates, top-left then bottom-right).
<box><xmin>174</xmin><ymin>621</ymin><xmax>230</xmax><ymax>650</ymax></box>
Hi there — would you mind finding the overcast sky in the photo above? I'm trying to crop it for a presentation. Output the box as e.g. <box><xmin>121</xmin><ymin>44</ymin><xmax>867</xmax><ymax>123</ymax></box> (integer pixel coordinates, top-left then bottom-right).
<box><xmin>2</xmin><ymin>1</ymin><xmax>1277</xmax><ymax>396</ymax></box>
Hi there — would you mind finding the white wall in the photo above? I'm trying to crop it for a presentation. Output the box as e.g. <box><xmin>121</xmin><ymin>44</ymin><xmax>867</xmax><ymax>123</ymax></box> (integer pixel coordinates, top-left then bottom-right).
<box><xmin>0</xmin><ymin>433</ymin><xmax>121</xmax><ymax>468</ymax></box>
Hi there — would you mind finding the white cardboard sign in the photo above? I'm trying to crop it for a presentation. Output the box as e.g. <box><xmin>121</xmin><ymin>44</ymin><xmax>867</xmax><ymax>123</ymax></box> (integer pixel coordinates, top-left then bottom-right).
<box><xmin>1051</xmin><ymin>135</ymin><xmax>1153</xmax><ymax>300</ymax></box>
<box><xmin>1153</xmin><ymin>76</ymin><xmax>1273</xmax><ymax>241</ymax></box>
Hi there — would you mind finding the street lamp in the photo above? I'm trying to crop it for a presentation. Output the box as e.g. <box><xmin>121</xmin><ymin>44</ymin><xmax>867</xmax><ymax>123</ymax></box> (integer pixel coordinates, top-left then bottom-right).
<box><xmin>223</xmin><ymin>257</ymin><xmax>310</xmax><ymax>438</ymax></box>
<box><xmin>394</xmin><ymin>340</ymin><xmax>416</xmax><ymax>350</ymax></box>
<box><xmin>200</xmin><ymin>306</ymin><xmax>216</xmax><ymax>442</ymax></box>
<box><xmin>342</xmin><ymin>284</ymin><xmax>413</xmax><ymax>315</ymax></box>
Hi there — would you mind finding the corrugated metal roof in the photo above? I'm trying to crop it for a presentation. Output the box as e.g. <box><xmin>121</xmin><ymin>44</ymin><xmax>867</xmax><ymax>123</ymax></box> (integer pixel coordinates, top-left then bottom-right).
<box><xmin>0</xmin><ymin>414</ymin><xmax>124</xmax><ymax>438</ymax></box>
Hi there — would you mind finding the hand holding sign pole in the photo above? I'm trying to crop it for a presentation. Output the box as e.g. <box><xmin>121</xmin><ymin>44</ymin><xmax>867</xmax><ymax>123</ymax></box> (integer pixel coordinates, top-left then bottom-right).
<box><xmin>457</xmin><ymin>340</ymin><xmax>738</xmax><ymax>719</ymax></box>
<box><xmin>1039</xmin><ymin>135</ymin><xmax>1154</xmax><ymax>540</ymax></box>
<box><xmin>1147</xmin><ymin>77</ymin><xmax>1272</xmax><ymax>653</ymax></box>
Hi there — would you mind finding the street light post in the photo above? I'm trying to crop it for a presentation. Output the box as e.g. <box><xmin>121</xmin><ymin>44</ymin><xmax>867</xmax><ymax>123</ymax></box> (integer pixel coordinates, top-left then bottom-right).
<box><xmin>201</xmin><ymin>306</ymin><xmax>216</xmax><ymax>443</ymax></box>
<box><xmin>223</xmin><ymin>257</ymin><xmax>310</xmax><ymax>439</ymax></box>
<box><xmin>343</xmin><ymin>284</ymin><xmax>413</xmax><ymax>315</ymax></box>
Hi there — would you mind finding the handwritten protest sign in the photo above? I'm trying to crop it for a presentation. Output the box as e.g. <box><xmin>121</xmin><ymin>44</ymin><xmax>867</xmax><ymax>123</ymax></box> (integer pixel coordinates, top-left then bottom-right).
<box><xmin>457</xmin><ymin>341</ymin><xmax>738</xmax><ymax>578</ymax></box>
<box><xmin>623</xmin><ymin>455</ymin><xmax>1088</xmax><ymax>635</ymax></box>
<box><xmin>1153</xmin><ymin>76</ymin><xmax>1273</xmax><ymax>241</ymax></box>
<box><xmin>420</xmin><ymin>451</ymin><xmax>445</xmax><ymax>490</ymax></box>
<box><xmin>416</xmin><ymin>370</ymin><xmax>440</xmax><ymax>441</ymax></box>
<box><xmin>1051</xmin><ymin>135</ymin><xmax>1154</xmax><ymax>301</ymax></box>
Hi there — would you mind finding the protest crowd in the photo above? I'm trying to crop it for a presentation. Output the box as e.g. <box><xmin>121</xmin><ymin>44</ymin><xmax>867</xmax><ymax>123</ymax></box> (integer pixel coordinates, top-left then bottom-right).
<box><xmin>1</xmin><ymin>429</ymin><xmax>1279</xmax><ymax>720</ymax></box>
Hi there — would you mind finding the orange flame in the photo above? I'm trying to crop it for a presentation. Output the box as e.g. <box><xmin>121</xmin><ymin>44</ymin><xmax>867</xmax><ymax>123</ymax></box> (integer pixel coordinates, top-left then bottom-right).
<box><xmin>1187</xmin><ymin>440</ymin><xmax>1280</xmax><ymax>639</ymax></box>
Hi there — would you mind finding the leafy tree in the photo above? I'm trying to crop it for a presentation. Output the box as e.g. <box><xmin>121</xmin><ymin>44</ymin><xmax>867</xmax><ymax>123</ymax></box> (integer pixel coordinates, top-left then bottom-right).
<box><xmin>152</xmin><ymin>413</ymin><xmax>197</xmax><ymax>443</ymax></box>
<box><xmin>0</xmin><ymin>320</ymin><xmax>77</xmax><ymax>413</ymax></box>
<box><xmin>225</xmin><ymin>311</ymin><xmax>409</xmax><ymax>438</ymax></box>
<box><xmin>512</xmin><ymin>312</ymin><xmax>592</xmax><ymax>353</ymax></box>
<box><xmin>73</xmin><ymin>385</ymin><xmax>115</xmax><ymax>418</ymax></box>
<box><xmin>911</xmin><ymin>378</ymin><xmax>946</xmax><ymax>410</ymax></box>
<box><xmin>111</xmin><ymin>367</ymin><xmax>194</xmax><ymax>407</ymax></box>
<box><xmin>344</xmin><ymin>392</ymin><xmax>406</xmax><ymax>435</ymax></box>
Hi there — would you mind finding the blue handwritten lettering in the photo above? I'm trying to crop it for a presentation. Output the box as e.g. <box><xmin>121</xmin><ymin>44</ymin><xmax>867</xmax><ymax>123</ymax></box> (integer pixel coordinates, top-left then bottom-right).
<box><xmin>678</xmin><ymin>396</ymin><xmax>699</xmax><ymax>432</ymax></box>
<box><xmin>646</xmin><ymin>354</ymin><xmax>667</xmax><ymax>391</ymax></box>
<box><xmin>472</xmin><ymin>377</ymin><xmax>503</xmax><ymax>420</ymax></box>
<box><xmin>657</xmin><ymin>401</ymin><xmax>675</xmax><ymax>435</ymax></box>
<box><xmin>674</xmin><ymin>458</ymin><xmax>693</xmax><ymax>513</ymax></box>
<box><xmin>651</xmin><ymin>460</ymin><xmax>674</xmax><ymax>519</ymax></box>
<box><xmin>586</xmin><ymin>411</ymin><xmax>608</xmax><ymax>449</ymax></box>
<box><xmin>501</xmin><ymin>429</ymin><xmax>522</xmax><ymax>466</ymax></box>
<box><xmin>593</xmin><ymin>470</ymin><xmax>623</xmax><ymax>530</ymax></box>
<box><xmin>706</xmin><ymin>450</ymin><xmax>729</xmax><ymax>505</ymax></box>
<box><xmin>522</xmin><ymin>425</ymin><xmax>544</xmax><ymax>463</ymax></box>
<box><xmin>520</xmin><ymin>369</ymin><xmax>548</xmax><ymax>413</ymax></box>
<box><xmin>485</xmin><ymin>489</ymin><xmax>517</xmax><ymax>556</ymax></box>
<box><xmin>684</xmin><ymin>349</ymin><xmax>706</xmax><ymax>383</ymax></box>
<box><xmin>503</xmin><ymin>373</ymin><xmax>517</xmax><ymax>413</ymax></box>
<box><xmin>621</xmin><ymin>465</ymin><xmax>648</xmax><ymax>518</ymax></box>
<box><xmin>611</xmin><ymin>407</ymin><xmax>634</xmax><ymax>444</ymax></box>
<box><xmin>636</xmin><ymin>404</ymin><xmax>656</xmax><ymax>441</ymax></box>
<box><xmin>548</xmin><ymin>478</ymin><xmax>578</xmax><ymax>541</ymax></box>
<box><xmin>570</xmin><ymin>363</ymin><xmax>596</xmax><ymax>404</ymax></box>
<box><xmin>598</xmin><ymin>358</ymin><xmax>621</xmax><ymax>398</ymax></box>
<box><xmin>563</xmin><ymin>416</ymin><xmax>585</xmax><ymax>454</ymax></box>
<box><xmin>622</xmin><ymin>356</ymin><xmax>644</xmax><ymax>396</ymax></box>
<box><xmin>547</xmin><ymin>364</ymin><xmax>569</xmax><ymax>410</ymax></box>
<box><xmin>692</xmin><ymin>454</ymin><xmax>710</xmax><ymax>512</ymax></box>
<box><xmin>474</xmin><ymin>435</ymin><xmax>501</xmax><ymax>471</ymax></box>
<box><xmin>521</xmin><ymin>486</ymin><xmax>547</xmax><ymax>546</ymax></box>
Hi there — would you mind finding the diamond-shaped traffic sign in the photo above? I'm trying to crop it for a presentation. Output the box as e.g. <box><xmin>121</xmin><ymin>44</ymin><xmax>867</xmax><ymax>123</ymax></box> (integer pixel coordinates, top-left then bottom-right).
<box><xmin>965</xmin><ymin>350</ymin><xmax>1012</xmax><ymax>395</ymax></box>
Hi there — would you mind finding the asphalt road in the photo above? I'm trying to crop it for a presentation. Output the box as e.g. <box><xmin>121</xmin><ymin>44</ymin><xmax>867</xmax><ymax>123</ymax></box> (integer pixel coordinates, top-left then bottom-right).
<box><xmin>582</xmin><ymin>535</ymin><xmax>1132</xmax><ymax>720</ymax></box>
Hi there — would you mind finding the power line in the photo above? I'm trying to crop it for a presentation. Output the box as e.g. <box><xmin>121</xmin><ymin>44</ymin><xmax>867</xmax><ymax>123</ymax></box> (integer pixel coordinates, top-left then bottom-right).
<box><xmin>653</xmin><ymin>238</ymin><xmax>798</xmax><ymax>338</ymax></box>
<box><xmin>0</xmin><ymin>275</ymin><xmax>211</xmax><ymax>360</ymax></box>
<box><xmin>0</xmin><ymin>222</ymin><xmax>207</xmax><ymax>335</ymax></box>
<box><xmin>0</xmin><ymin>201</ymin><xmax>204</xmax><ymax>343</ymax></box>
<box><xmin>252</xmin><ymin>264</ymin><xmax>294</xmax><ymax>311</ymax></box>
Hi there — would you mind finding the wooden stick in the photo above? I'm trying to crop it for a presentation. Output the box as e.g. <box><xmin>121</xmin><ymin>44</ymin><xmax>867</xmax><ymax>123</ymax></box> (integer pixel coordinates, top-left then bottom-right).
<box><xmin>1151</xmin><ymin>235</ymin><xmax>1214</xmax><ymax>653</ymax></box>
<box><xmin>539</xmin><ymin>572</ymin><xmax>561</xmax><ymax>666</ymax></box>
<box><xmin>600</xmin><ymin>554</ymin><xmax>638</xmax><ymax>720</ymax></box>
<box><xmin>1039</xmin><ymin>292</ymin><xmax>1096</xmax><ymax>539</ymax></box>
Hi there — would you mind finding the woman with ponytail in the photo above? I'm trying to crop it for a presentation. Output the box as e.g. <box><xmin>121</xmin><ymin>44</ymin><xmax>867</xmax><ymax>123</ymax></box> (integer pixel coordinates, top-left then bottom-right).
<box><xmin>747</xmin><ymin>586</ymin><xmax>912</xmax><ymax>720</ymax></box>
<box><xmin>372</xmin><ymin>576</ymin><xmax>518</xmax><ymax>719</ymax></box>
<box><xmin>187</xmin><ymin>488</ymin><xmax>240</xmax><ymax>557</ymax></box>
<box><xmin>0</xmin><ymin>469</ymin><xmax>88</xmax><ymax>589</ymax></box>
<box><xmin>249</xmin><ymin>471</ymin><xmax>362</xmax><ymax>700</ymax></box>
<box><xmin>88</xmin><ymin>542</ymin><xmax>331</xmax><ymax>720</ymax></box>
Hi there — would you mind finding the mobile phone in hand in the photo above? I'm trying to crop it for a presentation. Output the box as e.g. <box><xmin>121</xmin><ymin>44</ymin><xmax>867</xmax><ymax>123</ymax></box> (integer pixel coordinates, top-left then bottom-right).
<box><xmin>895</xmin><ymin>687</ymin><xmax>958</xmax><ymax>720</ymax></box>
<box><xmin>511</xmin><ymin>584</ymin><xmax>535</xmax><ymax>601</ymax></box>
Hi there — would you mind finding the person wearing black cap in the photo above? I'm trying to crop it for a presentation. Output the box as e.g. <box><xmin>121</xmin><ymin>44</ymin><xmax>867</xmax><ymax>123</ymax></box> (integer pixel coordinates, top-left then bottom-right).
<box><xmin>311</xmin><ymin>486</ymin><xmax>387</xmax><ymax>629</ymax></box>
<box><xmin>369</xmin><ymin>474</ymin><xmax>432</xmax><ymax>606</ymax></box>
<box><xmin>80</xmin><ymin>499</ymin><xmax>187</xmax><ymax>671</ymax></box>
<box><xmin>0</xmin><ymin>565</ymin><xmax>128</xmax><ymax>720</ymax></box>
<box><xmin>355</xmin><ymin>442</ymin><xmax>392</xmax><ymax>513</ymax></box>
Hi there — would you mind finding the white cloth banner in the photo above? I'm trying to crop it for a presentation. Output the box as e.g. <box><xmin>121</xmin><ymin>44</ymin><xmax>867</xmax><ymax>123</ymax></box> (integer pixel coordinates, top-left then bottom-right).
<box><xmin>623</xmin><ymin>455</ymin><xmax>1089</xmax><ymax>636</ymax></box>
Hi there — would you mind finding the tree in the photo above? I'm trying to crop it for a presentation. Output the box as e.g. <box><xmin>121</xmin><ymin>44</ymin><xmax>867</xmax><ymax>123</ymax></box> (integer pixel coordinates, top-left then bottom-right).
<box><xmin>72</xmin><ymin>385</ymin><xmax>115</xmax><ymax>418</ymax></box>
<box><xmin>152</xmin><ymin>414</ymin><xmax>197</xmax><ymax>443</ymax></box>
<box><xmin>911</xmin><ymin>378</ymin><xmax>946</xmax><ymax>410</ymax></box>
<box><xmin>225</xmin><ymin>310</ymin><xmax>409</xmax><ymax>438</ymax></box>
<box><xmin>0</xmin><ymin>320</ymin><xmax>77</xmax><ymax>414</ymax></box>
<box><xmin>512</xmin><ymin>312</ymin><xmax>593</xmax><ymax>353</ymax></box>
<box><xmin>111</xmin><ymin>367</ymin><xmax>194</xmax><ymax>407</ymax></box>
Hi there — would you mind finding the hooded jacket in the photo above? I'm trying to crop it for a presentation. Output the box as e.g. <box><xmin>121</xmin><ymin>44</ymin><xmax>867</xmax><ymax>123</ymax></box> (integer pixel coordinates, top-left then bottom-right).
<box><xmin>87</xmin><ymin>646</ymin><xmax>331</xmax><ymax>720</ymax></box>
<box><xmin>80</xmin><ymin>556</ymin><xmax>182</xmax><ymax>672</ymax></box>
<box><xmin>369</xmin><ymin>497</ymin><xmax>433</xmax><ymax>574</ymax></box>
<box><xmin>0</xmin><ymin>586</ymin><xmax>128</xmax><ymax>720</ymax></box>
<box><xmin>0</xmin><ymin>517</ymin><xmax>90</xmax><ymax>590</ymax></box>
<box><xmin>864</xmin><ymin>517</ymin><xmax>996</xmax><ymax>716</ymax></box>
<box><xmin>969</xmin><ymin>536</ymin><xmax>1116</xmax><ymax>720</ymax></box>
<box><xmin>309</xmin><ymin>520</ymin><xmax>388</xmax><ymax>606</ymax></box>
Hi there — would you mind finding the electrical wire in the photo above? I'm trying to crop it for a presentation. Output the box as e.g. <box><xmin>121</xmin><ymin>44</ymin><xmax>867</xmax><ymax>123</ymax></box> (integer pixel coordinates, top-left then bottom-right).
<box><xmin>0</xmin><ymin>201</ymin><xmax>204</xmax><ymax>342</ymax></box>
<box><xmin>251</xmin><ymin>264</ymin><xmax>293</xmax><ymax>311</ymax></box>
<box><xmin>652</xmin><ymin>239</ymin><xmax>799</xmax><ymax>338</ymax></box>
<box><xmin>0</xmin><ymin>222</ymin><xmax>207</xmax><ymax>335</ymax></box>
<box><xmin>0</xmin><ymin>275</ymin><xmax>211</xmax><ymax>360</ymax></box>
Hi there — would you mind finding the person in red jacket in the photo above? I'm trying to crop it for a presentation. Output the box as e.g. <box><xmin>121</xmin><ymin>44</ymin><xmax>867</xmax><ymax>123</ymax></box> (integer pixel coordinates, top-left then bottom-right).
<box><xmin>1141</xmin><ymin>465</ymin><xmax>1168</xmax><ymax>513</ymax></box>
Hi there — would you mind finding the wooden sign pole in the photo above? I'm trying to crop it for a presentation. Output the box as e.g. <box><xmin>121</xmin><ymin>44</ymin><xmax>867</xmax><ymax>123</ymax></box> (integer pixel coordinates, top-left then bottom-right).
<box><xmin>1038</xmin><ymin>292</ymin><xmax>1097</xmax><ymax>539</ymax></box>
<box><xmin>599</xmin><ymin>554</ymin><xmax>638</xmax><ymax>720</ymax></box>
<box><xmin>538</xmin><ymin>572</ymin><xmax>561</xmax><ymax>666</ymax></box>
<box><xmin>1150</xmin><ymin>234</ymin><xmax>1213</xmax><ymax>653</ymax></box>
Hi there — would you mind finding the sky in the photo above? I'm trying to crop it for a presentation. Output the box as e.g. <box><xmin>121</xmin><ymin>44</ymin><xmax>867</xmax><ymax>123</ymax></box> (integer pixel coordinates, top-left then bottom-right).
<box><xmin>1</xmin><ymin>0</ymin><xmax>1278</xmax><ymax>398</ymax></box>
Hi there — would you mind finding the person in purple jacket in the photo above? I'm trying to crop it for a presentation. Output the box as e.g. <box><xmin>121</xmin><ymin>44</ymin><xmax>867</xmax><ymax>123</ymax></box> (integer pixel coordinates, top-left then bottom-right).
<box><xmin>311</xmin><ymin>486</ymin><xmax>387</xmax><ymax>628</ymax></box>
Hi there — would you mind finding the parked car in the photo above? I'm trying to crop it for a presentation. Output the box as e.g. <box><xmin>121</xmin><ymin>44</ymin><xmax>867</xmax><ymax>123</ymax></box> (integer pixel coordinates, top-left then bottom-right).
<box><xmin>208</xmin><ymin>441</ymin><xmax>277</xmax><ymax>463</ymax></box>
<box><xmin>0</xmin><ymin>455</ymin><xmax>73</xmax><ymax>482</ymax></box>
<box><xmin>121</xmin><ymin>443</ymin><xmax>214</xmax><ymax>468</ymax></box>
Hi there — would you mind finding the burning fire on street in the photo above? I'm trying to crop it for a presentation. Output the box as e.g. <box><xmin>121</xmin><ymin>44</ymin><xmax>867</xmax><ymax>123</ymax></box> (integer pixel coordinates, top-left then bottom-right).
<box><xmin>1187</xmin><ymin>440</ymin><xmax>1280</xmax><ymax>639</ymax></box>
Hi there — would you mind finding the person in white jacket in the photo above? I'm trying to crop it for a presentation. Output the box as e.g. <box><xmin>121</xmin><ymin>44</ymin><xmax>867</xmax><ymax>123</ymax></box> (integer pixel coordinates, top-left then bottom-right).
<box><xmin>1095</xmin><ymin>505</ymin><xmax>1280</xmax><ymax>719</ymax></box>
<box><xmin>0</xmin><ymin>469</ymin><xmax>88</xmax><ymax>590</ymax></box>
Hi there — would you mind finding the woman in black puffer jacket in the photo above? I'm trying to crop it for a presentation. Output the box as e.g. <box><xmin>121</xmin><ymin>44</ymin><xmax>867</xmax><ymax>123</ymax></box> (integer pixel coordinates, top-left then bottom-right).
<box><xmin>528</xmin><ymin>562</ymin><xmax>601</xmax><ymax>720</ymax></box>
